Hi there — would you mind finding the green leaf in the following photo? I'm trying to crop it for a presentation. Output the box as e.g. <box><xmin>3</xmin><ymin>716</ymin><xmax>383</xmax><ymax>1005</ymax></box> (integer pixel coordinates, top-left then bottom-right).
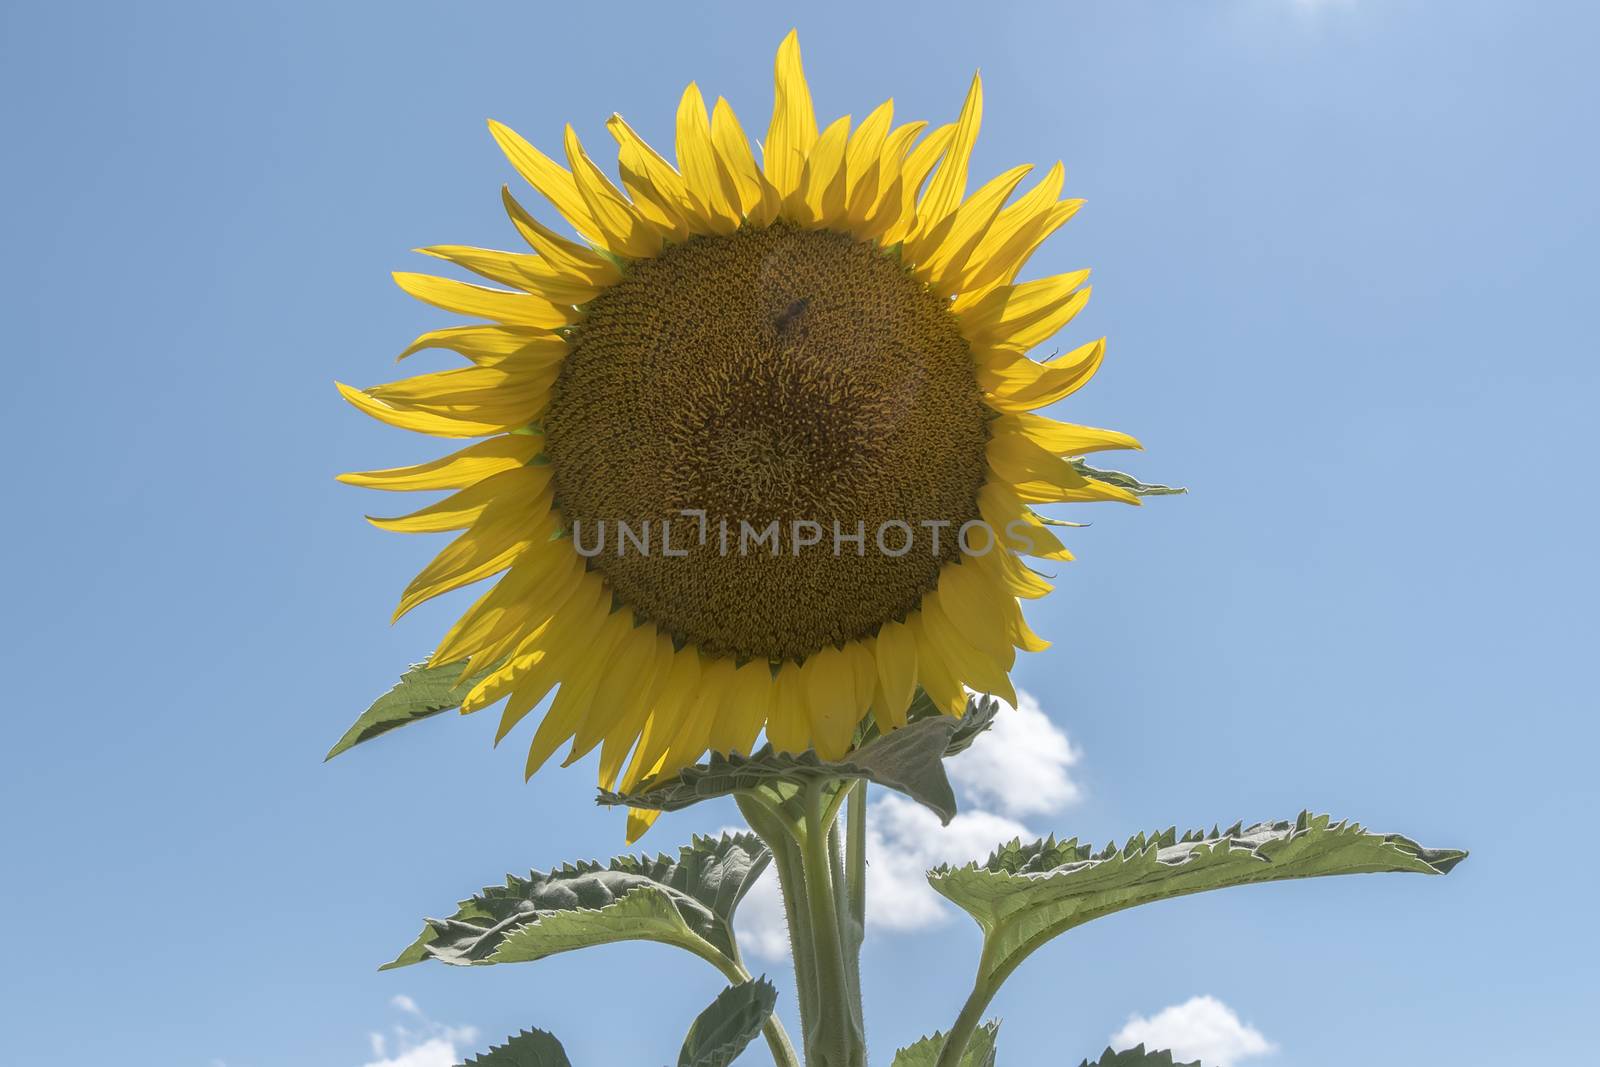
<box><xmin>1076</xmin><ymin>1046</ymin><xmax>1199</xmax><ymax>1067</ymax></box>
<box><xmin>459</xmin><ymin>1028</ymin><xmax>573</xmax><ymax>1066</ymax></box>
<box><xmin>677</xmin><ymin>978</ymin><xmax>778</xmax><ymax>1067</ymax></box>
<box><xmin>384</xmin><ymin>832</ymin><xmax>770</xmax><ymax>970</ymax></box>
<box><xmin>325</xmin><ymin>658</ymin><xmax>486</xmax><ymax>760</ymax></box>
<box><xmin>890</xmin><ymin>1020</ymin><xmax>1001</xmax><ymax>1067</ymax></box>
<box><xmin>599</xmin><ymin>692</ymin><xmax>1000</xmax><ymax>824</ymax></box>
<box><xmin>1068</xmin><ymin>459</ymin><xmax>1186</xmax><ymax>497</ymax></box>
<box><xmin>931</xmin><ymin>812</ymin><xmax>1465</xmax><ymax>985</ymax></box>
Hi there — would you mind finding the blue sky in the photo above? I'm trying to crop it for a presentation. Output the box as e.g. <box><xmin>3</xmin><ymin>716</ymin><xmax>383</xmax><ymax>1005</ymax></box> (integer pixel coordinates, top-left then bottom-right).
<box><xmin>2</xmin><ymin>1</ymin><xmax>1596</xmax><ymax>1064</ymax></box>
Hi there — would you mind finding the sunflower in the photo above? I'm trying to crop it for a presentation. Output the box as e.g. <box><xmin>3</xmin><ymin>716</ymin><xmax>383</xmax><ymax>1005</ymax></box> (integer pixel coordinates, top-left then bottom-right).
<box><xmin>340</xmin><ymin>31</ymin><xmax>1141</xmax><ymax>837</ymax></box>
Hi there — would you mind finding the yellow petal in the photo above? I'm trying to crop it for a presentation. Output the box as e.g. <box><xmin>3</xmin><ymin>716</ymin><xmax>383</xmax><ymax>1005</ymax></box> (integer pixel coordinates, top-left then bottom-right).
<box><xmin>500</xmin><ymin>187</ymin><xmax>621</xmax><ymax>286</ymax></box>
<box><xmin>912</xmin><ymin>164</ymin><xmax>1032</xmax><ymax>293</ymax></box>
<box><xmin>392</xmin><ymin>272</ymin><xmax>577</xmax><ymax>328</ymax></box>
<box><xmin>764</xmin><ymin>29</ymin><xmax>817</xmax><ymax>200</ymax></box>
<box><xmin>487</xmin><ymin>119</ymin><xmax>600</xmax><ymax>243</ymax></box>
<box><xmin>973</xmin><ymin>539</ymin><xmax>1055</xmax><ymax>600</ymax></box>
<box><xmin>844</xmin><ymin>642</ymin><xmax>879</xmax><ymax>733</ymax></box>
<box><xmin>961</xmin><ymin>270</ymin><xmax>1091</xmax><ymax>346</ymax></box>
<box><xmin>607</xmin><ymin>113</ymin><xmax>694</xmax><ymax>241</ymax></box>
<box><xmin>565</xmin><ymin>620</ymin><xmax>661</xmax><ymax>765</ymax></box>
<box><xmin>365</xmin><ymin>365</ymin><xmax>554</xmax><ymax>413</ymax></box>
<box><xmin>914</xmin><ymin>72</ymin><xmax>983</xmax><ymax>240</ymax></box>
<box><xmin>674</xmin><ymin>85</ymin><xmax>740</xmax><ymax>232</ymax></box>
<box><xmin>598</xmin><ymin>633</ymin><xmax>677</xmax><ymax>789</ymax></box>
<box><xmin>849</xmin><ymin>120</ymin><xmax>926</xmax><ymax>237</ymax></box>
<box><xmin>621</xmin><ymin>646</ymin><xmax>702</xmax><ymax>788</ymax></box>
<box><xmin>802</xmin><ymin>646</ymin><xmax>858</xmax><ymax>760</ymax></box>
<box><xmin>337</xmin><ymin>380</ymin><xmax>514</xmax><ymax>437</ymax></box>
<box><xmin>954</xmin><ymin>168</ymin><xmax>1079</xmax><ymax>299</ymax></box>
<box><xmin>663</xmin><ymin>655</ymin><xmax>735</xmax><ymax>772</ymax></box>
<box><xmin>564</xmin><ymin>125</ymin><xmax>661</xmax><ymax>259</ymax></box>
<box><xmin>524</xmin><ymin>607</ymin><xmax>634</xmax><ymax>777</ymax></box>
<box><xmin>987</xmin><ymin>431</ymin><xmax>1141</xmax><ymax>506</ymax></box>
<box><xmin>367</xmin><ymin>464</ymin><xmax>551</xmax><ymax>533</ymax></box>
<box><xmin>906</xmin><ymin>612</ymin><xmax>967</xmax><ymax>716</ymax></box>
<box><xmin>872</xmin><ymin>620</ymin><xmax>918</xmax><ymax>729</ymax></box>
<box><xmin>490</xmin><ymin>576</ymin><xmax>611</xmax><ymax>735</ymax></box>
<box><xmin>431</xmin><ymin>545</ymin><xmax>581</xmax><ymax>668</ymax></box>
<box><xmin>459</xmin><ymin>545</ymin><xmax>585</xmax><ymax>678</ymax></box>
<box><xmin>709</xmin><ymin>659</ymin><xmax>774</xmax><ymax>758</ymax></box>
<box><xmin>921</xmin><ymin>590</ymin><xmax>1017</xmax><ymax>708</ymax></box>
<box><xmin>844</xmin><ymin>99</ymin><xmax>893</xmax><ymax>206</ymax></box>
<box><xmin>978</xmin><ymin>480</ymin><xmax>1073</xmax><ymax>562</ymax></box>
<box><xmin>625</xmin><ymin>806</ymin><xmax>661</xmax><ymax>844</ymax></box>
<box><xmin>398</xmin><ymin>323</ymin><xmax>568</xmax><ymax>368</ymax></box>
<box><xmin>460</xmin><ymin>570</ymin><xmax>605</xmax><ymax>715</ymax></box>
<box><xmin>339</xmin><ymin>435</ymin><xmax>540</xmax><ymax>492</ymax></box>
<box><xmin>995</xmin><ymin>412</ymin><xmax>1142</xmax><ymax>456</ymax></box>
<box><xmin>880</xmin><ymin>123</ymin><xmax>956</xmax><ymax>245</ymax></box>
<box><xmin>1001</xmin><ymin>596</ymin><xmax>1051</xmax><ymax>653</ymax></box>
<box><xmin>394</xmin><ymin>502</ymin><xmax>556</xmax><ymax>622</ymax></box>
<box><xmin>415</xmin><ymin>245</ymin><xmax>601</xmax><ymax>305</ymax></box>
<box><xmin>976</xmin><ymin>338</ymin><xmax>1106</xmax><ymax>412</ymax></box>
<box><xmin>795</xmin><ymin>114</ymin><xmax>850</xmax><ymax>226</ymax></box>
<box><xmin>766</xmin><ymin>660</ymin><xmax>812</xmax><ymax>754</ymax></box>
<box><xmin>457</xmin><ymin>617</ymin><xmax>553</xmax><ymax>716</ymax></box>
<box><xmin>933</xmin><ymin>561</ymin><xmax>1014</xmax><ymax>662</ymax></box>
<box><xmin>711</xmin><ymin>97</ymin><xmax>778</xmax><ymax>224</ymax></box>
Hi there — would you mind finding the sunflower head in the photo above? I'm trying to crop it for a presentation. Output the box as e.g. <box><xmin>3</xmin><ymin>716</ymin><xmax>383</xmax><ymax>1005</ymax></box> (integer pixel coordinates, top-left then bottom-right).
<box><xmin>340</xmin><ymin>31</ymin><xmax>1143</xmax><ymax>838</ymax></box>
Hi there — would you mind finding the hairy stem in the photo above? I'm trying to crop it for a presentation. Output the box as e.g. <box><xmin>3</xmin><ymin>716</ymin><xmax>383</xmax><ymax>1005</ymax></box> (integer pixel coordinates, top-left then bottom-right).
<box><xmin>734</xmin><ymin>793</ymin><xmax>808</xmax><ymax>1067</ymax></box>
<box><xmin>932</xmin><ymin>941</ymin><xmax>1004</xmax><ymax>1067</ymax></box>
<box><xmin>845</xmin><ymin>782</ymin><xmax>867</xmax><ymax>951</ymax></box>
<box><xmin>933</xmin><ymin>991</ymin><xmax>992</xmax><ymax>1067</ymax></box>
<box><xmin>800</xmin><ymin>780</ymin><xmax>864</xmax><ymax>1066</ymax></box>
<box><xmin>839</xmin><ymin>782</ymin><xmax>866</xmax><ymax>1037</ymax></box>
<box><xmin>696</xmin><ymin>938</ymin><xmax>801</xmax><ymax>1067</ymax></box>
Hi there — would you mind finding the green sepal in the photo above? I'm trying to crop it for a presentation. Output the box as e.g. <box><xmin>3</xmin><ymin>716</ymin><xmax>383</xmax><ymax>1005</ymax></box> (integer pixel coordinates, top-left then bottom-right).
<box><xmin>1068</xmin><ymin>459</ymin><xmax>1186</xmax><ymax>496</ymax></box>
<box><xmin>890</xmin><ymin>1020</ymin><xmax>1001</xmax><ymax>1067</ymax></box>
<box><xmin>931</xmin><ymin>812</ymin><xmax>1465</xmax><ymax>986</ymax></box>
<box><xmin>325</xmin><ymin>658</ymin><xmax>485</xmax><ymax>760</ymax></box>
<box><xmin>384</xmin><ymin>832</ymin><xmax>770</xmax><ymax>970</ymax></box>
<box><xmin>459</xmin><ymin>1028</ymin><xmax>573</xmax><ymax>1066</ymax></box>
<box><xmin>677</xmin><ymin>978</ymin><xmax>778</xmax><ymax>1067</ymax></box>
<box><xmin>598</xmin><ymin>693</ymin><xmax>999</xmax><ymax>824</ymax></box>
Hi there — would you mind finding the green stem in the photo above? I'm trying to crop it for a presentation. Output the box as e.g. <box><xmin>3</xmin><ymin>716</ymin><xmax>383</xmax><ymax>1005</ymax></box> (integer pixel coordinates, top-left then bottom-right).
<box><xmin>932</xmin><ymin>942</ymin><xmax>1005</xmax><ymax>1067</ymax></box>
<box><xmin>735</xmin><ymin>793</ymin><xmax>811</xmax><ymax>1067</ymax></box>
<box><xmin>845</xmin><ymin>782</ymin><xmax>867</xmax><ymax>949</ymax></box>
<box><xmin>702</xmin><ymin>943</ymin><xmax>802</xmax><ymax>1067</ymax></box>
<box><xmin>933</xmin><ymin>988</ymin><xmax>992</xmax><ymax>1067</ymax></box>
<box><xmin>836</xmin><ymin>783</ymin><xmax>866</xmax><ymax>1040</ymax></box>
<box><xmin>800</xmin><ymin>780</ymin><xmax>864</xmax><ymax>1066</ymax></box>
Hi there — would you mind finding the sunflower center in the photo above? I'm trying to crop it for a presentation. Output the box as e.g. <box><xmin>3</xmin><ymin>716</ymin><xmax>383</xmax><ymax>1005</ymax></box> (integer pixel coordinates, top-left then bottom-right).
<box><xmin>545</xmin><ymin>224</ymin><xmax>989</xmax><ymax>662</ymax></box>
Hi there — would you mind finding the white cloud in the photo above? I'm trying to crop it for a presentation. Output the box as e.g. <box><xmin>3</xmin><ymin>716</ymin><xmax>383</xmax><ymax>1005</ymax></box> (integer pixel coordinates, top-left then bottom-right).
<box><xmin>948</xmin><ymin>690</ymin><xmax>1082</xmax><ymax>817</ymax></box>
<box><xmin>364</xmin><ymin>1038</ymin><xmax>463</xmax><ymax>1067</ymax></box>
<box><xmin>360</xmin><ymin>997</ymin><xmax>478</xmax><ymax>1067</ymax></box>
<box><xmin>735</xmin><ymin>688</ymin><xmax>1081</xmax><ymax>957</ymax></box>
<box><xmin>865</xmin><ymin>795</ymin><xmax>1031</xmax><ymax>930</ymax></box>
<box><xmin>735</xmin><ymin>864</ymin><xmax>793</xmax><ymax>960</ymax></box>
<box><xmin>1111</xmin><ymin>996</ymin><xmax>1276</xmax><ymax>1067</ymax></box>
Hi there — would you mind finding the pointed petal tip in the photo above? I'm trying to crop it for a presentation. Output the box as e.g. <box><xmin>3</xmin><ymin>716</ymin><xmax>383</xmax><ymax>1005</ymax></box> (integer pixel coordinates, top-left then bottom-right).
<box><xmin>334</xmin><ymin>380</ymin><xmax>370</xmax><ymax>405</ymax></box>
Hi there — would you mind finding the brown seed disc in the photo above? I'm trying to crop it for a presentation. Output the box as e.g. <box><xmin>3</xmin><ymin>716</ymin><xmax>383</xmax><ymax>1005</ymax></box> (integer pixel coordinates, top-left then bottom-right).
<box><xmin>545</xmin><ymin>224</ymin><xmax>988</xmax><ymax>662</ymax></box>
